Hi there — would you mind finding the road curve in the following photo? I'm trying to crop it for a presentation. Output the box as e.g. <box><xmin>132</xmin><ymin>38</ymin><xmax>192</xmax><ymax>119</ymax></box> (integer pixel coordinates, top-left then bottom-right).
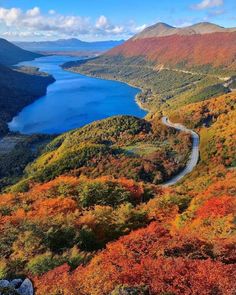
<box><xmin>161</xmin><ymin>116</ymin><xmax>200</xmax><ymax>186</ymax></box>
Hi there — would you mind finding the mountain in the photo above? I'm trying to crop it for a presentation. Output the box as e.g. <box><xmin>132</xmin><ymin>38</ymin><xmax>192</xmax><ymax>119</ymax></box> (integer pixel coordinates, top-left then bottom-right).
<box><xmin>0</xmin><ymin>65</ymin><xmax>55</xmax><ymax>135</ymax></box>
<box><xmin>15</xmin><ymin>38</ymin><xmax>124</xmax><ymax>52</ymax></box>
<box><xmin>133</xmin><ymin>22</ymin><xmax>236</xmax><ymax>39</ymax></box>
<box><xmin>0</xmin><ymin>38</ymin><xmax>54</xmax><ymax>135</ymax></box>
<box><xmin>63</xmin><ymin>22</ymin><xmax>236</xmax><ymax>113</ymax></box>
<box><xmin>0</xmin><ymin>38</ymin><xmax>42</xmax><ymax>66</ymax></box>
<box><xmin>107</xmin><ymin>22</ymin><xmax>236</xmax><ymax>70</ymax></box>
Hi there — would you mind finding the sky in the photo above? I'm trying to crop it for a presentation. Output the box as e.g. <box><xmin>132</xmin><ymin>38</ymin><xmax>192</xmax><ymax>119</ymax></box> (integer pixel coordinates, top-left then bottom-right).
<box><xmin>0</xmin><ymin>0</ymin><xmax>235</xmax><ymax>41</ymax></box>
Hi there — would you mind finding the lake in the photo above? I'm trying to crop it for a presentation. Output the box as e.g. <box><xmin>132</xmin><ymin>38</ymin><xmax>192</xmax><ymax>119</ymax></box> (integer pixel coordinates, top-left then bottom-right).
<box><xmin>8</xmin><ymin>55</ymin><xmax>146</xmax><ymax>134</ymax></box>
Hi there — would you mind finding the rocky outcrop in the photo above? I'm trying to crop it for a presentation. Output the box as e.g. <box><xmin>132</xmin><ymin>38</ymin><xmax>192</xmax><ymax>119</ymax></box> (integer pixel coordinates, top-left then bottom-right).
<box><xmin>111</xmin><ymin>285</ymin><xmax>149</xmax><ymax>295</ymax></box>
<box><xmin>0</xmin><ymin>278</ymin><xmax>33</xmax><ymax>295</ymax></box>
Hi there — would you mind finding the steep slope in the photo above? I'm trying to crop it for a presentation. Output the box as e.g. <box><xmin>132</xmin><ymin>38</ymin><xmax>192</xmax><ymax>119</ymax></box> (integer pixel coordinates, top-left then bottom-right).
<box><xmin>33</xmin><ymin>91</ymin><xmax>236</xmax><ymax>295</ymax></box>
<box><xmin>107</xmin><ymin>23</ymin><xmax>236</xmax><ymax>73</ymax></box>
<box><xmin>0</xmin><ymin>38</ymin><xmax>42</xmax><ymax>65</ymax></box>
<box><xmin>0</xmin><ymin>65</ymin><xmax>55</xmax><ymax>135</ymax></box>
<box><xmin>0</xmin><ymin>38</ymin><xmax>52</xmax><ymax>135</ymax></box>
<box><xmin>108</xmin><ymin>32</ymin><xmax>236</xmax><ymax>70</ymax></box>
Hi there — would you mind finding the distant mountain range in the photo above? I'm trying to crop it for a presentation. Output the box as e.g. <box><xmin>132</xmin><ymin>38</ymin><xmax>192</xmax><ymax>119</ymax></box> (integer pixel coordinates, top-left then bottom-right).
<box><xmin>0</xmin><ymin>38</ymin><xmax>42</xmax><ymax>66</ymax></box>
<box><xmin>133</xmin><ymin>22</ymin><xmax>236</xmax><ymax>39</ymax></box>
<box><xmin>14</xmin><ymin>38</ymin><xmax>124</xmax><ymax>52</ymax></box>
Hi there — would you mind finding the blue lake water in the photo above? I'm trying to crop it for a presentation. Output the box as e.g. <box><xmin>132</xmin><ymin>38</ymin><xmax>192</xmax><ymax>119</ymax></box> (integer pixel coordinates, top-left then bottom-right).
<box><xmin>8</xmin><ymin>55</ymin><xmax>146</xmax><ymax>134</ymax></box>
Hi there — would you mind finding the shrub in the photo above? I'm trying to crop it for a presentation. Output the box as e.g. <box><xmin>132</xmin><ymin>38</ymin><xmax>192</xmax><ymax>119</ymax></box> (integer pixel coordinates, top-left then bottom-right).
<box><xmin>0</xmin><ymin>259</ymin><xmax>8</xmax><ymax>279</ymax></box>
<box><xmin>45</xmin><ymin>226</ymin><xmax>77</xmax><ymax>253</ymax></box>
<box><xmin>77</xmin><ymin>181</ymin><xmax>132</xmax><ymax>208</ymax></box>
<box><xmin>27</xmin><ymin>252</ymin><xmax>64</xmax><ymax>276</ymax></box>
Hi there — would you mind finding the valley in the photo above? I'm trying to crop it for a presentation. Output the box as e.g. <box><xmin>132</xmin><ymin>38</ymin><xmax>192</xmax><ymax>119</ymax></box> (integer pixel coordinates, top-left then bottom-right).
<box><xmin>0</xmin><ymin>19</ymin><xmax>235</xmax><ymax>295</ymax></box>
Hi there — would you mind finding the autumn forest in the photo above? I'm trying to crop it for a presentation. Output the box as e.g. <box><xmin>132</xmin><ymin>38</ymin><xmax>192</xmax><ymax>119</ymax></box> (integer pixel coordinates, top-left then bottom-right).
<box><xmin>0</xmin><ymin>11</ymin><xmax>235</xmax><ymax>295</ymax></box>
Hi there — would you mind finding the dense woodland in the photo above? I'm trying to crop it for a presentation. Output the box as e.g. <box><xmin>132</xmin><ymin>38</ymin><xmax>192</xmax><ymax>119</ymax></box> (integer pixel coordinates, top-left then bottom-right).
<box><xmin>11</xmin><ymin>115</ymin><xmax>192</xmax><ymax>191</ymax></box>
<box><xmin>107</xmin><ymin>32</ymin><xmax>236</xmax><ymax>71</ymax></box>
<box><xmin>63</xmin><ymin>55</ymin><xmax>232</xmax><ymax>112</ymax></box>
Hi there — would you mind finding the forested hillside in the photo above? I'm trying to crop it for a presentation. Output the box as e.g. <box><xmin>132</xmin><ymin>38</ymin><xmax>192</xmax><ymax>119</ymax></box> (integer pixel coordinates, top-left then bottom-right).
<box><xmin>0</xmin><ymin>65</ymin><xmax>55</xmax><ymax>135</ymax></box>
<box><xmin>0</xmin><ymin>38</ymin><xmax>41</xmax><ymax>66</ymax></box>
<box><xmin>11</xmin><ymin>115</ymin><xmax>191</xmax><ymax>190</ymax></box>
<box><xmin>0</xmin><ymin>39</ymin><xmax>54</xmax><ymax>136</ymax></box>
<box><xmin>63</xmin><ymin>23</ymin><xmax>236</xmax><ymax>112</ymax></box>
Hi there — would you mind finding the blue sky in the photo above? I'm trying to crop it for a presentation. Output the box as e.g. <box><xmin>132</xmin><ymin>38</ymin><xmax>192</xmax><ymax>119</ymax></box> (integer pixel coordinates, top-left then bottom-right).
<box><xmin>0</xmin><ymin>0</ymin><xmax>235</xmax><ymax>41</ymax></box>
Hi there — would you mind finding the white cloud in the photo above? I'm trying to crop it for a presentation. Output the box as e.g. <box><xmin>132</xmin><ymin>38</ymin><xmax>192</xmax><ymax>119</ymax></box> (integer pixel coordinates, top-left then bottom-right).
<box><xmin>0</xmin><ymin>7</ymin><xmax>21</xmax><ymax>26</ymax></box>
<box><xmin>132</xmin><ymin>24</ymin><xmax>147</xmax><ymax>33</ymax></box>
<box><xmin>192</xmin><ymin>0</ymin><xmax>224</xmax><ymax>10</ymax></box>
<box><xmin>2</xmin><ymin>31</ymin><xmax>48</xmax><ymax>38</ymax></box>
<box><xmin>96</xmin><ymin>15</ymin><xmax>109</xmax><ymax>29</ymax></box>
<box><xmin>0</xmin><ymin>6</ymin><xmax>146</xmax><ymax>40</ymax></box>
<box><xmin>95</xmin><ymin>15</ymin><xmax>125</xmax><ymax>34</ymax></box>
<box><xmin>26</xmin><ymin>7</ymin><xmax>40</xmax><ymax>17</ymax></box>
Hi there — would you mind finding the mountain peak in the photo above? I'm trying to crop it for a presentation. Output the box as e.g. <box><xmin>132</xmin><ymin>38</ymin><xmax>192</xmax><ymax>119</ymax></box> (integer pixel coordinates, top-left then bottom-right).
<box><xmin>133</xmin><ymin>22</ymin><xmax>174</xmax><ymax>39</ymax></box>
<box><xmin>133</xmin><ymin>22</ymin><xmax>236</xmax><ymax>39</ymax></box>
<box><xmin>185</xmin><ymin>22</ymin><xmax>226</xmax><ymax>34</ymax></box>
<box><xmin>151</xmin><ymin>22</ymin><xmax>174</xmax><ymax>28</ymax></box>
<box><xmin>190</xmin><ymin>22</ymin><xmax>223</xmax><ymax>28</ymax></box>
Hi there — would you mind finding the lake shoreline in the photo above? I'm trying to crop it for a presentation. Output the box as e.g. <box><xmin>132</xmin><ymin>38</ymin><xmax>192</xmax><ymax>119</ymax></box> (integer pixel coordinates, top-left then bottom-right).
<box><xmin>8</xmin><ymin>55</ymin><xmax>146</xmax><ymax>135</ymax></box>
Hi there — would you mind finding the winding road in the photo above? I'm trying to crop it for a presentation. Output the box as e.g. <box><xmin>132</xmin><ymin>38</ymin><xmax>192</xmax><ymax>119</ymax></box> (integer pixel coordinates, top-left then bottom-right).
<box><xmin>161</xmin><ymin>116</ymin><xmax>200</xmax><ymax>186</ymax></box>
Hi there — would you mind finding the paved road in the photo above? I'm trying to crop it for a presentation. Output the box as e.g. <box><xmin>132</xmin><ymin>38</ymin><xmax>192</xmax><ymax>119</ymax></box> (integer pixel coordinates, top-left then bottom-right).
<box><xmin>161</xmin><ymin>116</ymin><xmax>200</xmax><ymax>186</ymax></box>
